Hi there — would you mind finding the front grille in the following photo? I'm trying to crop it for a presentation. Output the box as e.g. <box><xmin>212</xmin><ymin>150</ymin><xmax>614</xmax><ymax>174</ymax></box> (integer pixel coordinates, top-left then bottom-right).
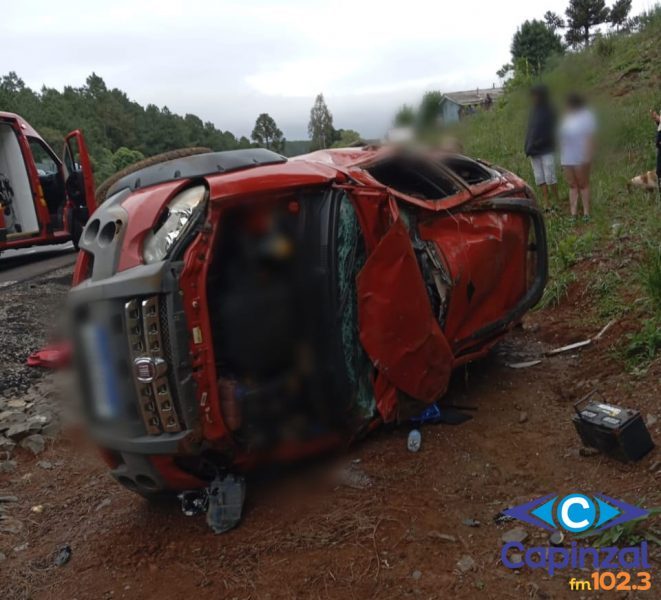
<box><xmin>125</xmin><ymin>296</ymin><xmax>182</xmax><ymax>435</ymax></box>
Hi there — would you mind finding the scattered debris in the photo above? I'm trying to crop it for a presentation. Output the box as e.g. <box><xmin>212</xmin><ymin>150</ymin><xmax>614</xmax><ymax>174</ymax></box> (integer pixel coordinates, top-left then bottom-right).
<box><xmin>456</xmin><ymin>555</ymin><xmax>476</xmax><ymax>573</ymax></box>
<box><xmin>593</xmin><ymin>320</ymin><xmax>616</xmax><ymax>341</ymax></box>
<box><xmin>573</xmin><ymin>392</ymin><xmax>654</xmax><ymax>461</ymax></box>
<box><xmin>546</xmin><ymin>340</ymin><xmax>591</xmax><ymax>356</ymax></box>
<box><xmin>178</xmin><ymin>490</ymin><xmax>207</xmax><ymax>517</ymax></box>
<box><xmin>95</xmin><ymin>498</ymin><xmax>112</xmax><ymax>512</ymax></box>
<box><xmin>501</xmin><ymin>527</ymin><xmax>528</xmax><ymax>544</ymax></box>
<box><xmin>407</xmin><ymin>429</ymin><xmax>422</xmax><ymax>452</ymax></box>
<box><xmin>410</xmin><ymin>403</ymin><xmax>473</xmax><ymax>426</ymax></box>
<box><xmin>493</xmin><ymin>510</ymin><xmax>516</xmax><ymax>526</ymax></box>
<box><xmin>53</xmin><ymin>544</ymin><xmax>72</xmax><ymax>567</ymax></box>
<box><xmin>31</xmin><ymin>504</ymin><xmax>44</xmax><ymax>514</ymax></box>
<box><xmin>579</xmin><ymin>447</ymin><xmax>600</xmax><ymax>457</ymax></box>
<box><xmin>549</xmin><ymin>531</ymin><xmax>564</xmax><ymax>546</ymax></box>
<box><xmin>26</xmin><ymin>342</ymin><xmax>72</xmax><ymax>370</ymax></box>
<box><xmin>462</xmin><ymin>518</ymin><xmax>481</xmax><ymax>527</ymax></box>
<box><xmin>427</xmin><ymin>531</ymin><xmax>457</xmax><ymax>543</ymax></box>
<box><xmin>19</xmin><ymin>433</ymin><xmax>45</xmax><ymax>455</ymax></box>
<box><xmin>206</xmin><ymin>474</ymin><xmax>246</xmax><ymax>534</ymax></box>
<box><xmin>336</xmin><ymin>464</ymin><xmax>373</xmax><ymax>490</ymax></box>
<box><xmin>506</xmin><ymin>360</ymin><xmax>542</xmax><ymax>369</ymax></box>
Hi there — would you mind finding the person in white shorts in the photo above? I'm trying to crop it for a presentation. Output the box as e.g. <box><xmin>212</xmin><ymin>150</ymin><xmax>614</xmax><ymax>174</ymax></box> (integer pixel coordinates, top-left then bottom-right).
<box><xmin>525</xmin><ymin>85</ymin><xmax>558</xmax><ymax>210</ymax></box>
<box><xmin>559</xmin><ymin>93</ymin><xmax>597</xmax><ymax>222</ymax></box>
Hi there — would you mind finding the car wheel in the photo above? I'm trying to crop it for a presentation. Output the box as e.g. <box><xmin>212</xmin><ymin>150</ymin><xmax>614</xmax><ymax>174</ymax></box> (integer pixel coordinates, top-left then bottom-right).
<box><xmin>95</xmin><ymin>147</ymin><xmax>212</xmax><ymax>205</ymax></box>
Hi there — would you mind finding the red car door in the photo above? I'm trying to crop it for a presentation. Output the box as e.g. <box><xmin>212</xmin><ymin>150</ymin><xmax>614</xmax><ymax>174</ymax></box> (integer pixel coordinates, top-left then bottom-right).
<box><xmin>62</xmin><ymin>130</ymin><xmax>96</xmax><ymax>242</ymax></box>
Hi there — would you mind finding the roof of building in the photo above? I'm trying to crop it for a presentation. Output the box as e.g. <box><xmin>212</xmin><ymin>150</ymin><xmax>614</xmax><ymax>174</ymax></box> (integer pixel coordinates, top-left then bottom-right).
<box><xmin>441</xmin><ymin>87</ymin><xmax>504</xmax><ymax>107</ymax></box>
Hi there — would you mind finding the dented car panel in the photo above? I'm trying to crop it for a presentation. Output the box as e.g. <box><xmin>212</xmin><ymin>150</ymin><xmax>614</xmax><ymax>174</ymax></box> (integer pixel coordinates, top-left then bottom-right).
<box><xmin>69</xmin><ymin>146</ymin><xmax>547</xmax><ymax>497</ymax></box>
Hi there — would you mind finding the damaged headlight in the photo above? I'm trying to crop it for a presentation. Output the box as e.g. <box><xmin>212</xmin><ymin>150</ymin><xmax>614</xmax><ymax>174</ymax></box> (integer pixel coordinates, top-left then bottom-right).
<box><xmin>143</xmin><ymin>185</ymin><xmax>207</xmax><ymax>264</ymax></box>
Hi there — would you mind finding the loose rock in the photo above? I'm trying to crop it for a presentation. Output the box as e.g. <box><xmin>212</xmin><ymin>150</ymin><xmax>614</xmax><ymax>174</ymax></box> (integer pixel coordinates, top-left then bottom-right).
<box><xmin>6</xmin><ymin>422</ymin><xmax>31</xmax><ymax>440</ymax></box>
<box><xmin>53</xmin><ymin>544</ymin><xmax>72</xmax><ymax>567</ymax></box>
<box><xmin>0</xmin><ymin>517</ymin><xmax>23</xmax><ymax>534</ymax></box>
<box><xmin>456</xmin><ymin>555</ymin><xmax>476</xmax><ymax>573</ymax></box>
<box><xmin>412</xmin><ymin>570</ymin><xmax>422</xmax><ymax>580</ymax></box>
<box><xmin>20</xmin><ymin>434</ymin><xmax>45</xmax><ymax>455</ymax></box>
<box><xmin>502</xmin><ymin>526</ymin><xmax>528</xmax><ymax>544</ymax></box>
<box><xmin>462</xmin><ymin>518</ymin><xmax>481</xmax><ymax>527</ymax></box>
<box><xmin>519</xmin><ymin>411</ymin><xmax>528</xmax><ymax>424</ymax></box>
<box><xmin>0</xmin><ymin>460</ymin><xmax>17</xmax><ymax>473</ymax></box>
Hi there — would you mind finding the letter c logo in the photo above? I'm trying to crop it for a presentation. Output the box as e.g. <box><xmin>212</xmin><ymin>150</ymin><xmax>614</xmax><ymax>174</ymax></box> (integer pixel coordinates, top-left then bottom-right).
<box><xmin>558</xmin><ymin>494</ymin><xmax>596</xmax><ymax>532</ymax></box>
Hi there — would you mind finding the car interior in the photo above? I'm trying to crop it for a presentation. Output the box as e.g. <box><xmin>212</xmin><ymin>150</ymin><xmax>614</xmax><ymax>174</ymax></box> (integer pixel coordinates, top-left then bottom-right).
<box><xmin>440</xmin><ymin>156</ymin><xmax>495</xmax><ymax>185</ymax></box>
<box><xmin>0</xmin><ymin>121</ymin><xmax>39</xmax><ymax>235</ymax></box>
<box><xmin>28</xmin><ymin>137</ymin><xmax>67</xmax><ymax>229</ymax></box>
<box><xmin>366</xmin><ymin>155</ymin><xmax>460</xmax><ymax>200</ymax></box>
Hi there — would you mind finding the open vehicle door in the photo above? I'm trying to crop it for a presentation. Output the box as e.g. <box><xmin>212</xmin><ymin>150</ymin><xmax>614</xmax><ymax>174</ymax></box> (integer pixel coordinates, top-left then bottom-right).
<box><xmin>63</xmin><ymin>130</ymin><xmax>95</xmax><ymax>245</ymax></box>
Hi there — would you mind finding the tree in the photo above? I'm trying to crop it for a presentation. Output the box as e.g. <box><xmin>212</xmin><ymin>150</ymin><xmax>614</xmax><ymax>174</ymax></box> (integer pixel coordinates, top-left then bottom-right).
<box><xmin>565</xmin><ymin>0</ymin><xmax>610</xmax><ymax>47</ymax></box>
<box><xmin>0</xmin><ymin>70</ymin><xmax>251</xmax><ymax>182</ymax></box>
<box><xmin>497</xmin><ymin>63</ymin><xmax>514</xmax><ymax>79</ymax></box>
<box><xmin>393</xmin><ymin>104</ymin><xmax>416</xmax><ymax>127</ymax></box>
<box><xmin>251</xmin><ymin>113</ymin><xmax>284</xmax><ymax>152</ymax></box>
<box><xmin>308</xmin><ymin>94</ymin><xmax>334</xmax><ymax>150</ymax></box>
<box><xmin>112</xmin><ymin>147</ymin><xmax>145</xmax><ymax>172</ymax></box>
<box><xmin>511</xmin><ymin>20</ymin><xmax>564</xmax><ymax>74</ymax></box>
<box><xmin>331</xmin><ymin>129</ymin><xmax>362</xmax><ymax>148</ymax></box>
<box><xmin>418</xmin><ymin>91</ymin><xmax>444</xmax><ymax>128</ymax></box>
<box><xmin>609</xmin><ymin>0</ymin><xmax>632</xmax><ymax>30</ymax></box>
<box><xmin>544</xmin><ymin>11</ymin><xmax>566</xmax><ymax>32</ymax></box>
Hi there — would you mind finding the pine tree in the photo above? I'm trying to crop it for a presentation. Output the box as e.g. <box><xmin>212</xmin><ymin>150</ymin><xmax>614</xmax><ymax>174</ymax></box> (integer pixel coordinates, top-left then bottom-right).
<box><xmin>308</xmin><ymin>94</ymin><xmax>334</xmax><ymax>151</ymax></box>
<box><xmin>565</xmin><ymin>0</ymin><xmax>610</xmax><ymax>47</ymax></box>
<box><xmin>251</xmin><ymin>113</ymin><xmax>285</xmax><ymax>153</ymax></box>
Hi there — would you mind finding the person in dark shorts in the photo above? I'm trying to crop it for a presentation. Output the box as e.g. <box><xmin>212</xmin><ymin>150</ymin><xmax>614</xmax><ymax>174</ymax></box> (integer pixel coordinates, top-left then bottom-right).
<box><xmin>525</xmin><ymin>84</ymin><xmax>559</xmax><ymax>211</ymax></box>
<box><xmin>653</xmin><ymin>108</ymin><xmax>661</xmax><ymax>197</ymax></box>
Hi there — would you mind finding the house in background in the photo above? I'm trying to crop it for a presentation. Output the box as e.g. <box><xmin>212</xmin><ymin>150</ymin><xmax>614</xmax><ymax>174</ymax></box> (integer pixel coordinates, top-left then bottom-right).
<box><xmin>439</xmin><ymin>86</ymin><xmax>504</xmax><ymax>124</ymax></box>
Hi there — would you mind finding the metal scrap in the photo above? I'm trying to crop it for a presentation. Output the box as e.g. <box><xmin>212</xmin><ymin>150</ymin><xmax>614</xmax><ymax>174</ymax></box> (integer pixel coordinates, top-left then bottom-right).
<box><xmin>506</xmin><ymin>359</ymin><xmax>542</xmax><ymax>369</ymax></box>
<box><xmin>546</xmin><ymin>340</ymin><xmax>592</xmax><ymax>356</ymax></box>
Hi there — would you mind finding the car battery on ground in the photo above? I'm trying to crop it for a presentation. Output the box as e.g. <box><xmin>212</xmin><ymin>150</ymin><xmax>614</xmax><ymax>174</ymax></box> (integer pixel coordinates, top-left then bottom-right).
<box><xmin>572</xmin><ymin>391</ymin><xmax>654</xmax><ymax>462</ymax></box>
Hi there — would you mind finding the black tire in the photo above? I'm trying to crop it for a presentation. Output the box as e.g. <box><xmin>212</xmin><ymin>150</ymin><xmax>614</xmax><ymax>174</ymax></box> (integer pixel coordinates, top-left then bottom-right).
<box><xmin>70</xmin><ymin>215</ymin><xmax>84</xmax><ymax>249</ymax></box>
<box><xmin>95</xmin><ymin>147</ymin><xmax>212</xmax><ymax>205</ymax></box>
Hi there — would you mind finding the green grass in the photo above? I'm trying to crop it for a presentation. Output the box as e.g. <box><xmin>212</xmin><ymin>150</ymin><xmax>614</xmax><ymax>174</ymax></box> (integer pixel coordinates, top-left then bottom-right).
<box><xmin>577</xmin><ymin>507</ymin><xmax>661</xmax><ymax>547</ymax></box>
<box><xmin>455</xmin><ymin>7</ymin><xmax>661</xmax><ymax>366</ymax></box>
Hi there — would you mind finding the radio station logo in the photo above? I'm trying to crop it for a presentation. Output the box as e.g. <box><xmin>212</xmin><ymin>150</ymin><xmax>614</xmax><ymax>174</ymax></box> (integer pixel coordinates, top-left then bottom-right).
<box><xmin>504</xmin><ymin>493</ymin><xmax>648</xmax><ymax>533</ymax></box>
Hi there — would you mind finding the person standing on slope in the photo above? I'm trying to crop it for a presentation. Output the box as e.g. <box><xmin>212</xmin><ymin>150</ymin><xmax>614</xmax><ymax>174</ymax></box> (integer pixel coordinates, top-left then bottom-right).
<box><xmin>525</xmin><ymin>85</ymin><xmax>559</xmax><ymax>212</ymax></box>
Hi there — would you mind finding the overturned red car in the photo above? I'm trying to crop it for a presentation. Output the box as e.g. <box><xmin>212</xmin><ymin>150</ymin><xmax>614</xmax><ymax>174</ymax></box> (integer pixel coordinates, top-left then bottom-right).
<box><xmin>68</xmin><ymin>145</ymin><xmax>547</xmax><ymax>519</ymax></box>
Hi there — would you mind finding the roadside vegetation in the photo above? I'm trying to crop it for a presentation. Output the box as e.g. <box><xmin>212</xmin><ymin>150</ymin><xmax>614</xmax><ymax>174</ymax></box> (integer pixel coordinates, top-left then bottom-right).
<box><xmin>458</xmin><ymin>5</ymin><xmax>661</xmax><ymax>370</ymax></box>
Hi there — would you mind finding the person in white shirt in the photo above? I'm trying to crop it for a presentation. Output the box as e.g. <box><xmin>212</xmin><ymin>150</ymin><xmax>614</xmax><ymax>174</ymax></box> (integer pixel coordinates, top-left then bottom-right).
<box><xmin>559</xmin><ymin>93</ymin><xmax>597</xmax><ymax>222</ymax></box>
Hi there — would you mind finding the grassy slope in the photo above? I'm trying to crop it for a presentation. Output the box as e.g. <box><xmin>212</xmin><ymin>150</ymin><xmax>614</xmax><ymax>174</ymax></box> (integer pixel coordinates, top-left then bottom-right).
<box><xmin>456</xmin><ymin>10</ymin><xmax>661</xmax><ymax>370</ymax></box>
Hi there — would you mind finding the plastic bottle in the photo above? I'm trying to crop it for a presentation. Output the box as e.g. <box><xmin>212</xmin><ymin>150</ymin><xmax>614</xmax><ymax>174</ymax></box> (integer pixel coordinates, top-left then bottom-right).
<box><xmin>407</xmin><ymin>429</ymin><xmax>422</xmax><ymax>452</ymax></box>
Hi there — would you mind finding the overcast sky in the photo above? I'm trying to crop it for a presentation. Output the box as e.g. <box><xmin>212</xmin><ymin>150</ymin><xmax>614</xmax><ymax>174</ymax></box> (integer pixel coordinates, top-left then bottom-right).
<box><xmin>2</xmin><ymin>0</ymin><xmax>653</xmax><ymax>140</ymax></box>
